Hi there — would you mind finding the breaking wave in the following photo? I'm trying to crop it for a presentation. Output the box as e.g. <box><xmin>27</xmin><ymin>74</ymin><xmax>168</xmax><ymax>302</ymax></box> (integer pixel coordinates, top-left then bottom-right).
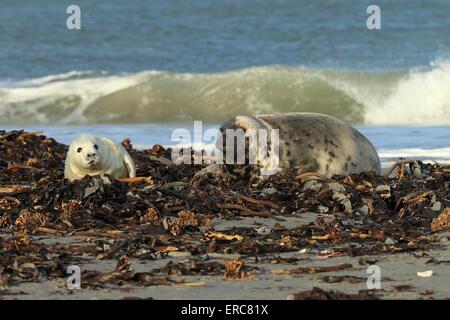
<box><xmin>1</xmin><ymin>61</ymin><xmax>450</xmax><ymax>125</ymax></box>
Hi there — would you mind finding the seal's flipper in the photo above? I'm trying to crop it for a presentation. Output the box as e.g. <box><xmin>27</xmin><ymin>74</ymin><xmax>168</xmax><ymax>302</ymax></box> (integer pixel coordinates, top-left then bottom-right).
<box><xmin>122</xmin><ymin>149</ymin><xmax>136</xmax><ymax>177</ymax></box>
<box><xmin>99</xmin><ymin>136</ymin><xmax>137</xmax><ymax>178</ymax></box>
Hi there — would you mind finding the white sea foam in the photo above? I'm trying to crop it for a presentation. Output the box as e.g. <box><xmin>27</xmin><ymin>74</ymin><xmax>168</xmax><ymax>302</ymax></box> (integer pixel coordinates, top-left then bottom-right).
<box><xmin>1</xmin><ymin>61</ymin><xmax>450</xmax><ymax>125</ymax></box>
<box><xmin>363</xmin><ymin>61</ymin><xmax>450</xmax><ymax>125</ymax></box>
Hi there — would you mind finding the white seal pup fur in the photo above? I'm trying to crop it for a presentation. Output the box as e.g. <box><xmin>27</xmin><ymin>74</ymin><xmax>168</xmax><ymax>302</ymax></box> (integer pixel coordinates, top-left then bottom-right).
<box><xmin>216</xmin><ymin>112</ymin><xmax>381</xmax><ymax>177</ymax></box>
<box><xmin>64</xmin><ymin>135</ymin><xmax>136</xmax><ymax>181</ymax></box>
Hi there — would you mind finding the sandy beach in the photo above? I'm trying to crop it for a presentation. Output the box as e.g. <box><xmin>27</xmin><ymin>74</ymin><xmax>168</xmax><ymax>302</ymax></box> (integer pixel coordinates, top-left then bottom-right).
<box><xmin>2</xmin><ymin>215</ymin><xmax>450</xmax><ymax>300</ymax></box>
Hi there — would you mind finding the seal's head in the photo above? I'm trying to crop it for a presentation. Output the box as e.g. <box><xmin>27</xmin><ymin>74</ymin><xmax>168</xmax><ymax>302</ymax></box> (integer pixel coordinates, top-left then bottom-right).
<box><xmin>68</xmin><ymin>135</ymin><xmax>105</xmax><ymax>171</ymax></box>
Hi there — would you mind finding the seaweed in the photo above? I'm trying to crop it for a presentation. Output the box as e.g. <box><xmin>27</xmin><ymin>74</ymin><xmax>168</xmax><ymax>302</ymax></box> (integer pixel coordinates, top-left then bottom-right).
<box><xmin>1</xmin><ymin>130</ymin><xmax>450</xmax><ymax>297</ymax></box>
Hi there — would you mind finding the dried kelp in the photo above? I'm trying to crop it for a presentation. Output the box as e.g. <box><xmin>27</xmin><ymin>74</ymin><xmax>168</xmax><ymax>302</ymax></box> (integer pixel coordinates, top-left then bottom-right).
<box><xmin>1</xmin><ymin>130</ymin><xmax>450</xmax><ymax>296</ymax></box>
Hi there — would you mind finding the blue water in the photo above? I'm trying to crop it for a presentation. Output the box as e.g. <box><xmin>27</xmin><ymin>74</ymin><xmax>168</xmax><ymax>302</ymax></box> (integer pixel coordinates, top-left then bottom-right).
<box><xmin>1</xmin><ymin>0</ymin><xmax>449</xmax><ymax>79</ymax></box>
<box><xmin>1</xmin><ymin>1</ymin><xmax>450</xmax><ymax>164</ymax></box>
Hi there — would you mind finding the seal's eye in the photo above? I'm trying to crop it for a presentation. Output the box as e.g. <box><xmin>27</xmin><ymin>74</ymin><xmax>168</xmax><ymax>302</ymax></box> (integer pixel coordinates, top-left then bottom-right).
<box><xmin>94</xmin><ymin>144</ymin><xmax>99</xmax><ymax>150</ymax></box>
<box><xmin>77</xmin><ymin>147</ymin><xmax>82</xmax><ymax>153</ymax></box>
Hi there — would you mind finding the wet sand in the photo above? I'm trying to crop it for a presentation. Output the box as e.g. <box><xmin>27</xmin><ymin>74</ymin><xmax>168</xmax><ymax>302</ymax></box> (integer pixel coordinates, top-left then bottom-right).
<box><xmin>2</xmin><ymin>214</ymin><xmax>450</xmax><ymax>300</ymax></box>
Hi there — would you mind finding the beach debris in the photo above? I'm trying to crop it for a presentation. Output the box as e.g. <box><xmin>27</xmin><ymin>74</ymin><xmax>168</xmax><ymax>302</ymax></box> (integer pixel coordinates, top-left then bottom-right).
<box><xmin>417</xmin><ymin>270</ymin><xmax>434</xmax><ymax>278</ymax></box>
<box><xmin>384</xmin><ymin>160</ymin><xmax>420</xmax><ymax>180</ymax></box>
<box><xmin>297</xmin><ymin>172</ymin><xmax>329</xmax><ymax>183</ymax></box>
<box><xmin>420</xmin><ymin>289</ymin><xmax>434</xmax><ymax>296</ymax></box>
<box><xmin>262</xmin><ymin>187</ymin><xmax>278</xmax><ymax>196</ymax></box>
<box><xmin>316</xmin><ymin>252</ymin><xmax>344</xmax><ymax>259</ymax></box>
<box><xmin>287</xmin><ymin>287</ymin><xmax>380</xmax><ymax>300</ymax></box>
<box><xmin>194</xmin><ymin>164</ymin><xmax>226</xmax><ymax>178</ymax></box>
<box><xmin>255</xmin><ymin>225</ymin><xmax>272</xmax><ymax>235</ymax></box>
<box><xmin>392</xmin><ymin>284</ymin><xmax>416</xmax><ymax>292</ymax></box>
<box><xmin>0</xmin><ymin>130</ymin><xmax>450</xmax><ymax>296</ymax></box>
<box><xmin>204</xmin><ymin>231</ymin><xmax>243</xmax><ymax>242</ymax></box>
<box><xmin>321</xmin><ymin>275</ymin><xmax>365</xmax><ymax>284</ymax></box>
<box><xmin>431</xmin><ymin>208</ymin><xmax>450</xmax><ymax>231</ymax></box>
<box><xmin>375</xmin><ymin>185</ymin><xmax>391</xmax><ymax>199</ymax></box>
<box><xmin>224</xmin><ymin>260</ymin><xmax>255</xmax><ymax>280</ymax></box>
<box><xmin>431</xmin><ymin>201</ymin><xmax>442</xmax><ymax>212</ymax></box>
<box><xmin>384</xmin><ymin>237</ymin><xmax>397</xmax><ymax>245</ymax></box>
<box><xmin>272</xmin><ymin>263</ymin><xmax>352</xmax><ymax>275</ymax></box>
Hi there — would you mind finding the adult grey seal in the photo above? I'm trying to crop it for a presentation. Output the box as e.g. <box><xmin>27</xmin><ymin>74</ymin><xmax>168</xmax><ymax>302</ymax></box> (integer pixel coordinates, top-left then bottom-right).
<box><xmin>64</xmin><ymin>135</ymin><xmax>136</xmax><ymax>181</ymax></box>
<box><xmin>216</xmin><ymin>112</ymin><xmax>381</xmax><ymax>177</ymax></box>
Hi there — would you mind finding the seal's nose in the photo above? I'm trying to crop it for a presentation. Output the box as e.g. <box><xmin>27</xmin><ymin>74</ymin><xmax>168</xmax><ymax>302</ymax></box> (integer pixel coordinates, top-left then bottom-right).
<box><xmin>87</xmin><ymin>153</ymin><xmax>96</xmax><ymax>158</ymax></box>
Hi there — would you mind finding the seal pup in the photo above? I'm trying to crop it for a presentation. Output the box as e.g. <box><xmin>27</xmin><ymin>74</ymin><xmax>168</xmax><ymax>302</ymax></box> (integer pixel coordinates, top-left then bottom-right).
<box><xmin>216</xmin><ymin>112</ymin><xmax>381</xmax><ymax>177</ymax></box>
<box><xmin>64</xmin><ymin>135</ymin><xmax>136</xmax><ymax>181</ymax></box>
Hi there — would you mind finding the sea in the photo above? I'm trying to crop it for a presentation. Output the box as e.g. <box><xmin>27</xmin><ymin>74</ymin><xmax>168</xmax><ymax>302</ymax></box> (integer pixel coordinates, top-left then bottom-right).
<box><xmin>1</xmin><ymin>0</ymin><xmax>450</xmax><ymax>168</ymax></box>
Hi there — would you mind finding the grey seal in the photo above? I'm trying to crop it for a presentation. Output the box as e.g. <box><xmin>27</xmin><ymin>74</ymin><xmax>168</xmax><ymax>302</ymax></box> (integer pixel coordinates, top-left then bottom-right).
<box><xmin>216</xmin><ymin>112</ymin><xmax>381</xmax><ymax>177</ymax></box>
<box><xmin>64</xmin><ymin>135</ymin><xmax>136</xmax><ymax>181</ymax></box>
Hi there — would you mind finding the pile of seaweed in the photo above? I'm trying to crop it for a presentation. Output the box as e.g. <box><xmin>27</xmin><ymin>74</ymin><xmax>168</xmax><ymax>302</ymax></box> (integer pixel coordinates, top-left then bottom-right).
<box><xmin>1</xmin><ymin>130</ymin><xmax>450</xmax><ymax>295</ymax></box>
